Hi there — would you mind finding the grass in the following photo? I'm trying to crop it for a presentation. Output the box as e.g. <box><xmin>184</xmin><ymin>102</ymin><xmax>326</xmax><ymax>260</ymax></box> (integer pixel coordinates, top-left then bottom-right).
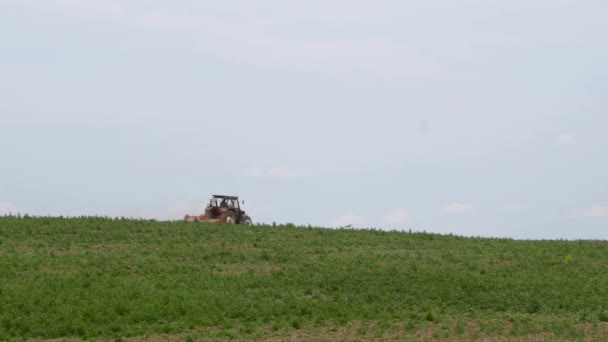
<box><xmin>1</xmin><ymin>215</ymin><xmax>608</xmax><ymax>340</ymax></box>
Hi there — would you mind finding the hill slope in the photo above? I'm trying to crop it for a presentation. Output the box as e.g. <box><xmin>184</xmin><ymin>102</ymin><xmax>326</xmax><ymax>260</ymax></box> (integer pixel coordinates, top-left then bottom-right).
<box><xmin>1</xmin><ymin>216</ymin><xmax>607</xmax><ymax>340</ymax></box>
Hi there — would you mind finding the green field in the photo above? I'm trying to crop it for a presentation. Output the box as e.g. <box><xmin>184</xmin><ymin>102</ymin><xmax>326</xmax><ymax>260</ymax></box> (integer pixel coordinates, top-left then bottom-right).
<box><xmin>1</xmin><ymin>216</ymin><xmax>608</xmax><ymax>341</ymax></box>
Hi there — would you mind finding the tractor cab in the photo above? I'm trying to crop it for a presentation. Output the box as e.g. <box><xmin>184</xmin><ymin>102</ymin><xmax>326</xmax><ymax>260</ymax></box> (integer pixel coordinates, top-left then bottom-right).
<box><xmin>209</xmin><ymin>196</ymin><xmax>240</xmax><ymax>210</ymax></box>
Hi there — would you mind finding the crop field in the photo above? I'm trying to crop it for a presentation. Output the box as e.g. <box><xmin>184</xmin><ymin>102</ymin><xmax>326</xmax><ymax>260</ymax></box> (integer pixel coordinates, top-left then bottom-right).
<box><xmin>1</xmin><ymin>216</ymin><xmax>608</xmax><ymax>341</ymax></box>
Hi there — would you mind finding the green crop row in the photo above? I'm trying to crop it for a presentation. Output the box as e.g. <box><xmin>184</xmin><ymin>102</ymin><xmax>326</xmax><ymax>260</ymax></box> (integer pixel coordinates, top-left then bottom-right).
<box><xmin>1</xmin><ymin>216</ymin><xmax>607</xmax><ymax>340</ymax></box>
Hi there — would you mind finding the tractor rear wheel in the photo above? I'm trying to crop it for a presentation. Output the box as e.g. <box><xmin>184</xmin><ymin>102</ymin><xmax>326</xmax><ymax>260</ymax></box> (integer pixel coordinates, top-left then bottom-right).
<box><xmin>222</xmin><ymin>211</ymin><xmax>236</xmax><ymax>224</ymax></box>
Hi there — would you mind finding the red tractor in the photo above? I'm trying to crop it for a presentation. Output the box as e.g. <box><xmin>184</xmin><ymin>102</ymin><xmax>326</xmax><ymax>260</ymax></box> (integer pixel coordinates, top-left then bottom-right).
<box><xmin>184</xmin><ymin>195</ymin><xmax>252</xmax><ymax>224</ymax></box>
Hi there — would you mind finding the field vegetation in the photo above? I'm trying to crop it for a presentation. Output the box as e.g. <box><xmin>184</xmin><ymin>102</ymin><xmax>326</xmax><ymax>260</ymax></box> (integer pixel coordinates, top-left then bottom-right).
<box><xmin>1</xmin><ymin>216</ymin><xmax>608</xmax><ymax>341</ymax></box>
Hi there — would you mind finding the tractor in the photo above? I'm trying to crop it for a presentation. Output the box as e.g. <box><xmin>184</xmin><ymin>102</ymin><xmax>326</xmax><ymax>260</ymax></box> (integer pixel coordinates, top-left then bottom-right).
<box><xmin>184</xmin><ymin>195</ymin><xmax>252</xmax><ymax>224</ymax></box>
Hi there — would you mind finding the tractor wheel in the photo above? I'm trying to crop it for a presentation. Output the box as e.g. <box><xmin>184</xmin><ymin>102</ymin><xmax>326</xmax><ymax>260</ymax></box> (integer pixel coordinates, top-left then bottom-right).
<box><xmin>241</xmin><ymin>216</ymin><xmax>253</xmax><ymax>225</ymax></box>
<box><xmin>222</xmin><ymin>211</ymin><xmax>236</xmax><ymax>224</ymax></box>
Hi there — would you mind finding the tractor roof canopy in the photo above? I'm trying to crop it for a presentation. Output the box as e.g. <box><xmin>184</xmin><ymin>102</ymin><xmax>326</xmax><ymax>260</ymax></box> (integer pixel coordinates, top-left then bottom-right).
<box><xmin>212</xmin><ymin>195</ymin><xmax>239</xmax><ymax>200</ymax></box>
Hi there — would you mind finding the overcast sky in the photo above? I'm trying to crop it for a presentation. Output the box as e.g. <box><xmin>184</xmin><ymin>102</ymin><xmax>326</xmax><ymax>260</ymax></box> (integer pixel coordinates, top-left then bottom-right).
<box><xmin>1</xmin><ymin>0</ymin><xmax>607</xmax><ymax>239</ymax></box>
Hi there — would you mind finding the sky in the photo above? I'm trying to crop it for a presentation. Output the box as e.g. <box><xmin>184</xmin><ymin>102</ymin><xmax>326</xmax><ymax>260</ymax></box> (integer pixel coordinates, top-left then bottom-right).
<box><xmin>1</xmin><ymin>0</ymin><xmax>607</xmax><ymax>239</ymax></box>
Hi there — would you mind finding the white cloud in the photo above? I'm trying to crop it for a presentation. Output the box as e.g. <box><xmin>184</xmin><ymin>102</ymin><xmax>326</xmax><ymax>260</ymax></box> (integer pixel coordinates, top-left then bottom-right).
<box><xmin>0</xmin><ymin>202</ymin><xmax>19</xmax><ymax>215</ymax></box>
<box><xmin>1</xmin><ymin>3</ymin><xmax>436</xmax><ymax>77</ymax></box>
<box><xmin>330</xmin><ymin>214</ymin><xmax>368</xmax><ymax>228</ymax></box>
<box><xmin>383</xmin><ymin>208</ymin><xmax>410</xmax><ymax>224</ymax></box>
<box><xmin>556</xmin><ymin>134</ymin><xmax>577</xmax><ymax>145</ymax></box>
<box><xmin>576</xmin><ymin>205</ymin><xmax>608</xmax><ymax>218</ymax></box>
<box><xmin>242</xmin><ymin>167</ymin><xmax>302</xmax><ymax>178</ymax></box>
<box><xmin>442</xmin><ymin>202</ymin><xmax>474</xmax><ymax>214</ymax></box>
